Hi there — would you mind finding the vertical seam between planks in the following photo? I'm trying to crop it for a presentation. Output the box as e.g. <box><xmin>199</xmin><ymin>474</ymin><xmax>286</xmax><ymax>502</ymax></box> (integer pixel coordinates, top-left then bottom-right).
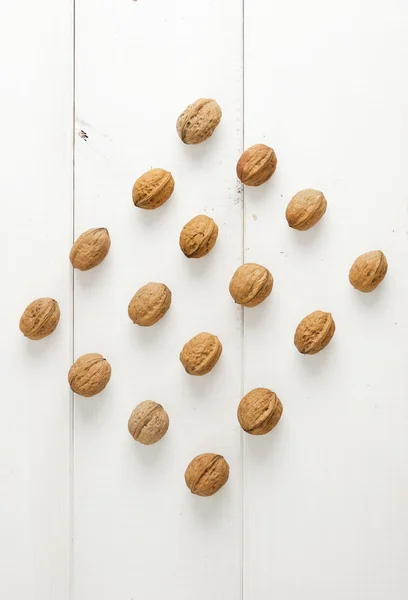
<box><xmin>240</xmin><ymin>0</ymin><xmax>245</xmax><ymax>599</ymax></box>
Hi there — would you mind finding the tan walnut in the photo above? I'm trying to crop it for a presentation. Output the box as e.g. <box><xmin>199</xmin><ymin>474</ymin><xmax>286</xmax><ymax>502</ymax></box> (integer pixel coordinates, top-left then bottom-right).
<box><xmin>179</xmin><ymin>214</ymin><xmax>218</xmax><ymax>258</ymax></box>
<box><xmin>177</xmin><ymin>98</ymin><xmax>222</xmax><ymax>144</ymax></box>
<box><xmin>185</xmin><ymin>453</ymin><xmax>229</xmax><ymax>497</ymax></box>
<box><xmin>236</xmin><ymin>144</ymin><xmax>277</xmax><ymax>186</ymax></box>
<box><xmin>294</xmin><ymin>311</ymin><xmax>335</xmax><ymax>355</ymax></box>
<box><xmin>69</xmin><ymin>228</ymin><xmax>111</xmax><ymax>271</ymax></box>
<box><xmin>238</xmin><ymin>388</ymin><xmax>283</xmax><ymax>435</ymax></box>
<box><xmin>68</xmin><ymin>353</ymin><xmax>111</xmax><ymax>397</ymax></box>
<box><xmin>132</xmin><ymin>168</ymin><xmax>175</xmax><ymax>210</ymax></box>
<box><xmin>19</xmin><ymin>297</ymin><xmax>60</xmax><ymax>340</ymax></box>
<box><xmin>128</xmin><ymin>283</ymin><xmax>171</xmax><ymax>327</ymax></box>
<box><xmin>349</xmin><ymin>250</ymin><xmax>388</xmax><ymax>293</ymax></box>
<box><xmin>180</xmin><ymin>332</ymin><xmax>222</xmax><ymax>376</ymax></box>
<box><xmin>128</xmin><ymin>400</ymin><xmax>169</xmax><ymax>445</ymax></box>
<box><xmin>286</xmin><ymin>189</ymin><xmax>327</xmax><ymax>231</ymax></box>
<box><xmin>229</xmin><ymin>263</ymin><xmax>273</xmax><ymax>307</ymax></box>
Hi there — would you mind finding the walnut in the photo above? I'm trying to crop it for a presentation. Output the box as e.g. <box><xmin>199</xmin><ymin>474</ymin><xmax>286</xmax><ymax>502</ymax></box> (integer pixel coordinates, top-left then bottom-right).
<box><xmin>128</xmin><ymin>283</ymin><xmax>171</xmax><ymax>327</ymax></box>
<box><xmin>285</xmin><ymin>189</ymin><xmax>327</xmax><ymax>231</ymax></box>
<box><xmin>68</xmin><ymin>353</ymin><xmax>111</xmax><ymax>397</ymax></box>
<box><xmin>179</xmin><ymin>214</ymin><xmax>218</xmax><ymax>258</ymax></box>
<box><xmin>238</xmin><ymin>388</ymin><xmax>283</xmax><ymax>435</ymax></box>
<box><xmin>229</xmin><ymin>263</ymin><xmax>273</xmax><ymax>307</ymax></box>
<box><xmin>69</xmin><ymin>228</ymin><xmax>111</xmax><ymax>271</ymax></box>
<box><xmin>132</xmin><ymin>168</ymin><xmax>174</xmax><ymax>210</ymax></box>
<box><xmin>176</xmin><ymin>98</ymin><xmax>222</xmax><ymax>144</ymax></box>
<box><xmin>236</xmin><ymin>144</ymin><xmax>277</xmax><ymax>186</ymax></box>
<box><xmin>349</xmin><ymin>250</ymin><xmax>388</xmax><ymax>293</ymax></box>
<box><xmin>185</xmin><ymin>453</ymin><xmax>229</xmax><ymax>496</ymax></box>
<box><xmin>128</xmin><ymin>400</ymin><xmax>169</xmax><ymax>445</ymax></box>
<box><xmin>19</xmin><ymin>297</ymin><xmax>60</xmax><ymax>340</ymax></box>
<box><xmin>180</xmin><ymin>332</ymin><xmax>222</xmax><ymax>376</ymax></box>
<box><xmin>294</xmin><ymin>311</ymin><xmax>335</xmax><ymax>355</ymax></box>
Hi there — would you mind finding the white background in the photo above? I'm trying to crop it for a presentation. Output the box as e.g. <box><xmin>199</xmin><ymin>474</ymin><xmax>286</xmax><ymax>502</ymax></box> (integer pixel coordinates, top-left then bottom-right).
<box><xmin>1</xmin><ymin>0</ymin><xmax>408</xmax><ymax>598</ymax></box>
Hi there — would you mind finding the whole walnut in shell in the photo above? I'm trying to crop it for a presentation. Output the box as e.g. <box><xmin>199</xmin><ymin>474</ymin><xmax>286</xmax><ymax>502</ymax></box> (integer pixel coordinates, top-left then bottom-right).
<box><xmin>19</xmin><ymin>297</ymin><xmax>60</xmax><ymax>340</ymax></box>
<box><xmin>179</xmin><ymin>214</ymin><xmax>218</xmax><ymax>258</ymax></box>
<box><xmin>177</xmin><ymin>98</ymin><xmax>222</xmax><ymax>145</ymax></box>
<box><xmin>180</xmin><ymin>332</ymin><xmax>222</xmax><ymax>376</ymax></box>
<box><xmin>68</xmin><ymin>353</ymin><xmax>111</xmax><ymax>397</ymax></box>
<box><xmin>286</xmin><ymin>189</ymin><xmax>327</xmax><ymax>231</ymax></box>
<box><xmin>349</xmin><ymin>250</ymin><xmax>388</xmax><ymax>293</ymax></box>
<box><xmin>185</xmin><ymin>453</ymin><xmax>229</xmax><ymax>497</ymax></box>
<box><xmin>132</xmin><ymin>168</ymin><xmax>174</xmax><ymax>210</ymax></box>
<box><xmin>128</xmin><ymin>283</ymin><xmax>171</xmax><ymax>327</ymax></box>
<box><xmin>236</xmin><ymin>144</ymin><xmax>277</xmax><ymax>186</ymax></box>
<box><xmin>294</xmin><ymin>311</ymin><xmax>335</xmax><ymax>355</ymax></box>
<box><xmin>128</xmin><ymin>400</ymin><xmax>169</xmax><ymax>445</ymax></box>
<box><xmin>69</xmin><ymin>228</ymin><xmax>111</xmax><ymax>271</ymax></box>
<box><xmin>229</xmin><ymin>263</ymin><xmax>273</xmax><ymax>307</ymax></box>
<box><xmin>238</xmin><ymin>388</ymin><xmax>283</xmax><ymax>435</ymax></box>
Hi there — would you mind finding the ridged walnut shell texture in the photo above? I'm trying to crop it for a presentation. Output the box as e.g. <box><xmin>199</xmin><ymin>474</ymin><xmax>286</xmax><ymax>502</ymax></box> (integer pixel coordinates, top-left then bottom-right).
<box><xmin>236</xmin><ymin>144</ymin><xmax>277</xmax><ymax>186</ymax></box>
<box><xmin>286</xmin><ymin>189</ymin><xmax>327</xmax><ymax>231</ymax></box>
<box><xmin>19</xmin><ymin>298</ymin><xmax>60</xmax><ymax>340</ymax></box>
<box><xmin>229</xmin><ymin>263</ymin><xmax>273</xmax><ymax>307</ymax></box>
<box><xmin>132</xmin><ymin>168</ymin><xmax>175</xmax><ymax>210</ymax></box>
<box><xmin>238</xmin><ymin>388</ymin><xmax>283</xmax><ymax>435</ymax></box>
<box><xmin>185</xmin><ymin>453</ymin><xmax>229</xmax><ymax>497</ymax></box>
<box><xmin>294</xmin><ymin>311</ymin><xmax>335</xmax><ymax>355</ymax></box>
<box><xmin>180</xmin><ymin>332</ymin><xmax>222</xmax><ymax>376</ymax></box>
<box><xmin>69</xmin><ymin>228</ymin><xmax>111</xmax><ymax>271</ymax></box>
<box><xmin>179</xmin><ymin>214</ymin><xmax>219</xmax><ymax>258</ymax></box>
<box><xmin>349</xmin><ymin>250</ymin><xmax>388</xmax><ymax>293</ymax></box>
<box><xmin>177</xmin><ymin>98</ymin><xmax>222</xmax><ymax>145</ymax></box>
<box><xmin>128</xmin><ymin>283</ymin><xmax>171</xmax><ymax>327</ymax></box>
<box><xmin>128</xmin><ymin>400</ymin><xmax>169</xmax><ymax>445</ymax></box>
<box><xmin>68</xmin><ymin>353</ymin><xmax>111</xmax><ymax>397</ymax></box>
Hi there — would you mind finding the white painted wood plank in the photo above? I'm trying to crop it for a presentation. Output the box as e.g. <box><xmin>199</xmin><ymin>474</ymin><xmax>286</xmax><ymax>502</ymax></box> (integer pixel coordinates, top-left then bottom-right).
<box><xmin>0</xmin><ymin>2</ymin><xmax>73</xmax><ymax>599</ymax></box>
<box><xmin>74</xmin><ymin>2</ymin><xmax>243</xmax><ymax>598</ymax></box>
<box><xmin>244</xmin><ymin>1</ymin><xmax>408</xmax><ymax>598</ymax></box>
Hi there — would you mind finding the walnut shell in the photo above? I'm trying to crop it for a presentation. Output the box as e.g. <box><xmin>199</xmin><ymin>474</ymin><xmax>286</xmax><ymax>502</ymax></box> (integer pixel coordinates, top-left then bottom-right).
<box><xmin>69</xmin><ymin>228</ymin><xmax>111</xmax><ymax>270</ymax></box>
<box><xmin>179</xmin><ymin>214</ymin><xmax>219</xmax><ymax>258</ymax></box>
<box><xmin>177</xmin><ymin>98</ymin><xmax>222</xmax><ymax>144</ymax></box>
<box><xmin>294</xmin><ymin>311</ymin><xmax>335</xmax><ymax>355</ymax></box>
<box><xmin>128</xmin><ymin>400</ymin><xmax>169</xmax><ymax>445</ymax></box>
<box><xmin>128</xmin><ymin>283</ymin><xmax>171</xmax><ymax>327</ymax></box>
<box><xmin>349</xmin><ymin>250</ymin><xmax>388</xmax><ymax>293</ymax></box>
<box><xmin>229</xmin><ymin>263</ymin><xmax>273</xmax><ymax>307</ymax></box>
<box><xmin>185</xmin><ymin>453</ymin><xmax>229</xmax><ymax>497</ymax></box>
<box><xmin>180</xmin><ymin>332</ymin><xmax>222</xmax><ymax>376</ymax></box>
<box><xmin>19</xmin><ymin>297</ymin><xmax>60</xmax><ymax>340</ymax></box>
<box><xmin>132</xmin><ymin>168</ymin><xmax>175</xmax><ymax>210</ymax></box>
<box><xmin>236</xmin><ymin>144</ymin><xmax>277</xmax><ymax>186</ymax></box>
<box><xmin>238</xmin><ymin>388</ymin><xmax>283</xmax><ymax>435</ymax></box>
<box><xmin>286</xmin><ymin>189</ymin><xmax>327</xmax><ymax>231</ymax></box>
<box><xmin>68</xmin><ymin>353</ymin><xmax>111</xmax><ymax>397</ymax></box>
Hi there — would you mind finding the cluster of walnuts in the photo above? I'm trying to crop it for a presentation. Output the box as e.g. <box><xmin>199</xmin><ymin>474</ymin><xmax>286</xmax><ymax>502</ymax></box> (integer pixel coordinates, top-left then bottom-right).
<box><xmin>19</xmin><ymin>98</ymin><xmax>388</xmax><ymax>497</ymax></box>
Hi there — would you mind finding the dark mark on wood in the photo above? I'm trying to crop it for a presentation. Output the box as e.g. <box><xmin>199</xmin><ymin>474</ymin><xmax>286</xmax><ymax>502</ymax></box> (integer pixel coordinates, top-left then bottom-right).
<box><xmin>78</xmin><ymin>130</ymin><xmax>88</xmax><ymax>141</ymax></box>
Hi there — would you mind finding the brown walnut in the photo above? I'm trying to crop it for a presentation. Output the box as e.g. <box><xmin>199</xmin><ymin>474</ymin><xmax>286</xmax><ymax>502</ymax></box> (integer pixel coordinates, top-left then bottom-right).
<box><xmin>286</xmin><ymin>189</ymin><xmax>327</xmax><ymax>231</ymax></box>
<box><xmin>69</xmin><ymin>228</ymin><xmax>111</xmax><ymax>271</ymax></box>
<box><xmin>229</xmin><ymin>263</ymin><xmax>273</xmax><ymax>307</ymax></box>
<box><xmin>19</xmin><ymin>297</ymin><xmax>60</xmax><ymax>340</ymax></box>
<box><xmin>128</xmin><ymin>400</ymin><xmax>169</xmax><ymax>445</ymax></box>
<box><xmin>180</xmin><ymin>332</ymin><xmax>222</xmax><ymax>376</ymax></box>
<box><xmin>177</xmin><ymin>98</ymin><xmax>222</xmax><ymax>144</ymax></box>
<box><xmin>294</xmin><ymin>311</ymin><xmax>335</xmax><ymax>355</ymax></box>
<box><xmin>185</xmin><ymin>453</ymin><xmax>229</xmax><ymax>496</ymax></box>
<box><xmin>128</xmin><ymin>283</ymin><xmax>171</xmax><ymax>327</ymax></box>
<box><xmin>68</xmin><ymin>353</ymin><xmax>111</xmax><ymax>397</ymax></box>
<box><xmin>179</xmin><ymin>214</ymin><xmax>219</xmax><ymax>258</ymax></box>
<box><xmin>238</xmin><ymin>388</ymin><xmax>283</xmax><ymax>435</ymax></box>
<box><xmin>349</xmin><ymin>250</ymin><xmax>388</xmax><ymax>293</ymax></box>
<box><xmin>236</xmin><ymin>144</ymin><xmax>277</xmax><ymax>186</ymax></box>
<box><xmin>132</xmin><ymin>168</ymin><xmax>174</xmax><ymax>210</ymax></box>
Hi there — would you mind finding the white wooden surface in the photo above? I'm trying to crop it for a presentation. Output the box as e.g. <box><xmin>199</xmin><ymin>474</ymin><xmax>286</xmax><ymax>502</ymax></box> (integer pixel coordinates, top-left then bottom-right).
<box><xmin>2</xmin><ymin>1</ymin><xmax>408</xmax><ymax>599</ymax></box>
